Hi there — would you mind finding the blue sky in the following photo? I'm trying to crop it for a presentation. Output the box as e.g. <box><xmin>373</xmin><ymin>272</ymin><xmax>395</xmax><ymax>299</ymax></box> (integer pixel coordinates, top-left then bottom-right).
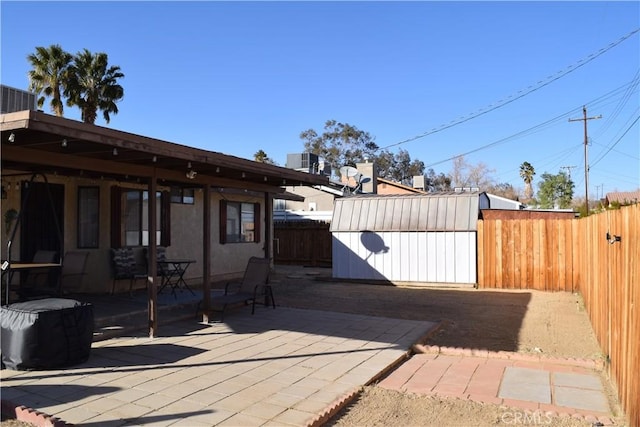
<box><xmin>1</xmin><ymin>1</ymin><xmax>639</xmax><ymax>200</ymax></box>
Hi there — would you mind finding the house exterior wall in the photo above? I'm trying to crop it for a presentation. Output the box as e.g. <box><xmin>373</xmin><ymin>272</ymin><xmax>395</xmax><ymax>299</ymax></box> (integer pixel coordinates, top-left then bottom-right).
<box><xmin>281</xmin><ymin>186</ymin><xmax>336</xmax><ymax>211</ymax></box>
<box><xmin>1</xmin><ymin>171</ymin><xmax>267</xmax><ymax>294</ymax></box>
<box><xmin>332</xmin><ymin>230</ymin><xmax>476</xmax><ymax>284</ymax></box>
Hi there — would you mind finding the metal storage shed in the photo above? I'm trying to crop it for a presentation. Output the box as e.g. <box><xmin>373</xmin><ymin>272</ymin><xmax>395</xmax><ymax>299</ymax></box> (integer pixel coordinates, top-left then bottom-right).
<box><xmin>330</xmin><ymin>192</ymin><xmax>479</xmax><ymax>285</ymax></box>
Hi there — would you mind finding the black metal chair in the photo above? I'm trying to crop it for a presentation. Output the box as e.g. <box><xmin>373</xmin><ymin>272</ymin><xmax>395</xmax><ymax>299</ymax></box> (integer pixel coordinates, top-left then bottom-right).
<box><xmin>60</xmin><ymin>251</ymin><xmax>90</xmax><ymax>295</ymax></box>
<box><xmin>110</xmin><ymin>248</ymin><xmax>146</xmax><ymax>295</ymax></box>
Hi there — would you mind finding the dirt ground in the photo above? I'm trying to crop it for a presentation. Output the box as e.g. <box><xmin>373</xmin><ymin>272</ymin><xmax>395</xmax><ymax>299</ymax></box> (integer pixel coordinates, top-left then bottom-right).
<box><xmin>271</xmin><ymin>266</ymin><xmax>625</xmax><ymax>427</ymax></box>
<box><xmin>1</xmin><ymin>267</ymin><xmax>624</xmax><ymax>427</ymax></box>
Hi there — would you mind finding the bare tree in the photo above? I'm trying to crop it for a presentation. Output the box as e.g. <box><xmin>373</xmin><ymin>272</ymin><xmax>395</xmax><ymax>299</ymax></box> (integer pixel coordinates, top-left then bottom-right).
<box><xmin>450</xmin><ymin>156</ymin><xmax>495</xmax><ymax>189</ymax></box>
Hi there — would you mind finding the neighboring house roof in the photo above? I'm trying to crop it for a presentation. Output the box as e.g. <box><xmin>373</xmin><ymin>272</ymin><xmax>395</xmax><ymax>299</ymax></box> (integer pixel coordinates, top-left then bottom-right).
<box><xmin>330</xmin><ymin>192</ymin><xmax>480</xmax><ymax>232</ymax></box>
<box><xmin>276</xmin><ymin>191</ymin><xmax>306</xmax><ymax>202</ymax></box>
<box><xmin>376</xmin><ymin>177</ymin><xmax>426</xmax><ymax>195</ymax></box>
<box><xmin>605</xmin><ymin>191</ymin><xmax>640</xmax><ymax>205</ymax></box>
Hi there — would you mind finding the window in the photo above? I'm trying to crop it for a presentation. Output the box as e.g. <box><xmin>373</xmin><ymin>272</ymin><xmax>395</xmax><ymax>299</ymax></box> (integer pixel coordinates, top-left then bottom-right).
<box><xmin>170</xmin><ymin>187</ymin><xmax>195</xmax><ymax>204</ymax></box>
<box><xmin>220</xmin><ymin>200</ymin><xmax>260</xmax><ymax>244</ymax></box>
<box><xmin>77</xmin><ymin>186</ymin><xmax>99</xmax><ymax>248</ymax></box>
<box><xmin>110</xmin><ymin>186</ymin><xmax>170</xmax><ymax>247</ymax></box>
<box><xmin>274</xmin><ymin>199</ymin><xmax>286</xmax><ymax>211</ymax></box>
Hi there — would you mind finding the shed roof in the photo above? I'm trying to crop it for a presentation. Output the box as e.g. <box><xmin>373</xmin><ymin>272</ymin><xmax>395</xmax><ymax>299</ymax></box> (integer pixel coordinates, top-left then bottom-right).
<box><xmin>330</xmin><ymin>192</ymin><xmax>480</xmax><ymax>232</ymax></box>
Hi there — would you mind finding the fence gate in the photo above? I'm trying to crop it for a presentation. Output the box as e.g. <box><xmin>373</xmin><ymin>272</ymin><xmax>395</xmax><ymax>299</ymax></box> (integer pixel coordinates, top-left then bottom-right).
<box><xmin>273</xmin><ymin>221</ymin><xmax>331</xmax><ymax>267</ymax></box>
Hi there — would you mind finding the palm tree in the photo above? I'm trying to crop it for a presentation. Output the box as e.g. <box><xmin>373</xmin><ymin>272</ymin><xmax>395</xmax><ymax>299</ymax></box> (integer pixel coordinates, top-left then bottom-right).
<box><xmin>65</xmin><ymin>49</ymin><xmax>124</xmax><ymax>124</ymax></box>
<box><xmin>27</xmin><ymin>45</ymin><xmax>73</xmax><ymax>116</ymax></box>
<box><xmin>519</xmin><ymin>161</ymin><xmax>536</xmax><ymax>200</ymax></box>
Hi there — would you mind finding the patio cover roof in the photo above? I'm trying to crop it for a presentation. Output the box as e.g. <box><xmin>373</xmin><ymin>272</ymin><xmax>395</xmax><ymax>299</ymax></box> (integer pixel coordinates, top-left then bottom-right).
<box><xmin>1</xmin><ymin>110</ymin><xmax>328</xmax><ymax>192</ymax></box>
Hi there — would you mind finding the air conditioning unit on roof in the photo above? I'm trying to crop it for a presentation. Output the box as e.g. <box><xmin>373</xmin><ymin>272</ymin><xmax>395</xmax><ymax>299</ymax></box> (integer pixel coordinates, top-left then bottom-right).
<box><xmin>1</xmin><ymin>85</ymin><xmax>36</xmax><ymax>114</ymax></box>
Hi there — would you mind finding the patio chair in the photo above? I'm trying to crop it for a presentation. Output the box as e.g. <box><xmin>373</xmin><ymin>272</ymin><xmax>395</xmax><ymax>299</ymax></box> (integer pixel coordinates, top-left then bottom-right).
<box><xmin>111</xmin><ymin>248</ymin><xmax>146</xmax><ymax>295</ymax></box>
<box><xmin>60</xmin><ymin>251</ymin><xmax>90</xmax><ymax>295</ymax></box>
<box><xmin>198</xmin><ymin>256</ymin><xmax>275</xmax><ymax>321</ymax></box>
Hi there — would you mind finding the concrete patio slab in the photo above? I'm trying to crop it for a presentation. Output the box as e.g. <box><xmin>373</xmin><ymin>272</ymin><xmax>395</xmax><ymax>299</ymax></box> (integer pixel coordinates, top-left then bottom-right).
<box><xmin>1</xmin><ymin>307</ymin><xmax>437</xmax><ymax>426</ymax></box>
<box><xmin>498</xmin><ymin>367</ymin><xmax>551</xmax><ymax>403</ymax></box>
<box><xmin>554</xmin><ymin>385</ymin><xmax>610</xmax><ymax>412</ymax></box>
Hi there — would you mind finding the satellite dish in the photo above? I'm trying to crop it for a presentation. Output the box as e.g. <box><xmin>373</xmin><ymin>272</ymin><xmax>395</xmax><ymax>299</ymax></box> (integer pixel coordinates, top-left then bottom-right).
<box><xmin>360</xmin><ymin>176</ymin><xmax>371</xmax><ymax>184</ymax></box>
<box><xmin>339</xmin><ymin>166</ymin><xmax>359</xmax><ymax>177</ymax></box>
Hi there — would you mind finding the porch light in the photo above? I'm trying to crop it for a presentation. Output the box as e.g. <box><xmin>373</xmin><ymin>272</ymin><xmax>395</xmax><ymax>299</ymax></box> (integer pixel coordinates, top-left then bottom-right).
<box><xmin>61</xmin><ymin>139</ymin><xmax>68</xmax><ymax>148</ymax></box>
<box><xmin>152</xmin><ymin>156</ymin><xmax>157</xmax><ymax>163</ymax></box>
<box><xmin>8</xmin><ymin>133</ymin><xmax>15</xmax><ymax>143</ymax></box>
<box><xmin>242</xmin><ymin>172</ymin><xmax>246</xmax><ymax>178</ymax></box>
<box><xmin>112</xmin><ymin>148</ymin><xmax>118</xmax><ymax>156</ymax></box>
<box><xmin>216</xmin><ymin>167</ymin><xmax>220</xmax><ymax>173</ymax></box>
<box><xmin>187</xmin><ymin>162</ymin><xmax>192</xmax><ymax>169</ymax></box>
<box><xmin>186</xmin><ymin>170</ymin><xmax>197</xmax><ymax>180</ymax></box>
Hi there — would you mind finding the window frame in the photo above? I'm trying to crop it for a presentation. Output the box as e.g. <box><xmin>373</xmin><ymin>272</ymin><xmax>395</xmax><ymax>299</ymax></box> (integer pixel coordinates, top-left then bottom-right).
<box><xmin>110</xmin><ymin>186</ymin><xmax>171</xmax><ymax>248</ymax></box>
<box><xmin>219</xmin><ymin>200</ymin><xmax>261</xmax><ymax>244</ymax></box>
<box><xmin>170</xmin><ymin>186</ymin><xmax>195</xmax><ymax>205</ymax></box>
<box><xmin>77</xmin><ymin>186</ymin><xmax>100</xmax><ymax>249</ymax></box>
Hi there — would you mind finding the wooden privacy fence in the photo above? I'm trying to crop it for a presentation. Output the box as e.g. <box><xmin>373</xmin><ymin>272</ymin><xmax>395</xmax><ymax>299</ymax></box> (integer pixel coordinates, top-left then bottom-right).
<box><xmin>478</xmin><ymin>217</ymin><xmax>580</xmax><ymax>291</ymax></box>
<box><xmin>478</xmin><ymin>204</ymin><xmax>639</xmax><ymax>426</ymax></box>
<box><xmin>273</xmin><ymin>221</ymin><xmax>331</xmax><ymax>267</ymax></box>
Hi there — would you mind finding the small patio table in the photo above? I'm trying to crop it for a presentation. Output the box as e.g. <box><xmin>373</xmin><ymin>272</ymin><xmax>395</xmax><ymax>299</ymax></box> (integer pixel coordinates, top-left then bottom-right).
<box><xmin>158</xmin><ymin>259</ymin><xmax>196</xmax><ymax>298</ymax></box>
<box><xmin>2</xmin><ymin>261</ymin><xmax>62</xmax><ymax>304</ymax></box>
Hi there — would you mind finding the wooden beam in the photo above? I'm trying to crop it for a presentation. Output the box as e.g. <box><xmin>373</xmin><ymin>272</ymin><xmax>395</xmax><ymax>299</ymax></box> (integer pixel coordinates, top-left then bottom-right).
<box><xmin>2</xmin><ymin>145</ymin><xmax>287</xmax><ymax>192</ymax></box>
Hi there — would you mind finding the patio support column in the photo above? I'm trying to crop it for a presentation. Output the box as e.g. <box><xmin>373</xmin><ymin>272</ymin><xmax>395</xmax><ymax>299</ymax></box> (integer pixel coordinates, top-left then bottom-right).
<box><xmin>264</xmin><ymin>192</ymin><xmax>272</xmax><ymax>262</ymax></box>
<box><xmin>201</xmin><ymin>184</ymin><xmax>212</xmax><ymax>323</ymax></box>
<box><xmin>147</xmin><ymin>173</ymin><xmax>158</xmax><ymax>338</ymax></box>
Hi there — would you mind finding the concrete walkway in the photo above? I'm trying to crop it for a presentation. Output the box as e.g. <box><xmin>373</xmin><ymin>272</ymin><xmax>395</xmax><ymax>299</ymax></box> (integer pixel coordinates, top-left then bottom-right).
<box><xmin>378</xmin><ymin>347</ymin><xmax>614</xmax><ymax>425</ymax></box>
<box><xmin>1</xmin><ymin>307</ymin><xmax>436</xmax><ymax>426</ymax></box>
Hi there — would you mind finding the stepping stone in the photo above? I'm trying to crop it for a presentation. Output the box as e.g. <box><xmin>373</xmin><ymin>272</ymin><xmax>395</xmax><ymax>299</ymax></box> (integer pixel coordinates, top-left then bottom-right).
<box><xmin>498</xmin><ymin>367</ymin><xmax>551</xmax><ymax>404</ymax></box>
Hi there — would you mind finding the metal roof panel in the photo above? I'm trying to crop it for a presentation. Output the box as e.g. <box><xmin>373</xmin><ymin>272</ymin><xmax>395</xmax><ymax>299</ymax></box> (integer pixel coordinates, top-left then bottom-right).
<box><xmin>331</xmin><ymin>193</ymin><xmax>479</xmax><ymax>232</ymax></box>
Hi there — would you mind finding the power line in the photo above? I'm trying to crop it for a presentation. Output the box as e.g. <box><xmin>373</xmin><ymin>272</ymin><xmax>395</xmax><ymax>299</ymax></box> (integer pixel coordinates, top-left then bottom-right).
<box><xmin>422</xmin><ymin>78</ymin><xmax>637</xmax><ymax>175</ymax></box>
<box><xmin>591</xmin><ymin>114</ymin><xmax>640</xmax><ymax>168</ymax></box>
<box><xmin>380</xmin><ymin>28</ymin><xmax>639</xmax><ymax>151</ymax></box>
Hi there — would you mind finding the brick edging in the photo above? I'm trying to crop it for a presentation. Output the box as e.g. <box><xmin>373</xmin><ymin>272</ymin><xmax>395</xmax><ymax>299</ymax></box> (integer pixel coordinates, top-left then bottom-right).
<box><xmin>307</xmin><ymin>387</ymin><xmax>361</xmax><ymax>427</ymax></box>
<box><xmin>411</xmin><ymin>343</ymin><xmax>605</xmax><ymax>370</ymax></box>
<box><xmin>1</xmin><ymin>399</ymin><xmax>71</xmax><ymax>427</ymax></box>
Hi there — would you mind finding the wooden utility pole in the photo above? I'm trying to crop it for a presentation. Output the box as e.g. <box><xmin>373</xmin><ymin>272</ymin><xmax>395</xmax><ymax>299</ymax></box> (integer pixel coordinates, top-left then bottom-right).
<box><xmin>569</xmin><ymin>106</ymin><xmax>601</xmax><ymax>215</ymax></box>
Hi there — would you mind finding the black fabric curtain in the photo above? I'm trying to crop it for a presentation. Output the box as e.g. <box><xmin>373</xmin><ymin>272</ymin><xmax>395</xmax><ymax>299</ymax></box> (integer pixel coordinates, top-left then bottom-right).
<box><xmin>19</xmin><ymin>181</ymin><xmax>64</xmax><ymax>262</ymax></box>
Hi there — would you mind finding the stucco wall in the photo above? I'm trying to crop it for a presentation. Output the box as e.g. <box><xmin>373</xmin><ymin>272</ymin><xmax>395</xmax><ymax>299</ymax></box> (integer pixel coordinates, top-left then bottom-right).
<box><xmin>2</xmin><ymin>171</ymin><xmax>268</xmax><ymax>295</ymax></box>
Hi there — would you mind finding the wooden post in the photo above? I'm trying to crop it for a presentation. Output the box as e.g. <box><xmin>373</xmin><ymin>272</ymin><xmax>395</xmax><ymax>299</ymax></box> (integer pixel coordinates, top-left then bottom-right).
<box><xmin>201</xmin><ymin>185</ymin><xmax>211</xmax><ymax>323</ymax></box>
<box><xmin>148</xmin><ymin>174</ymin><xmax>158</xmax><ymax>338</ymax></box>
